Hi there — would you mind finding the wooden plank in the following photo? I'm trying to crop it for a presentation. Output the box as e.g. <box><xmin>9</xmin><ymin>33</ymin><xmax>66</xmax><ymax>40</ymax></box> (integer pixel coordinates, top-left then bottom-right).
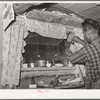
<box><xmin>21</xmin><ymin>69</ymin><xmax>76</xmax><ymax>78</ymax></box>
<box><xmin>21</xmin><ymin>67</ymin><xmax>76</xmax><ymax>71</ymax></box>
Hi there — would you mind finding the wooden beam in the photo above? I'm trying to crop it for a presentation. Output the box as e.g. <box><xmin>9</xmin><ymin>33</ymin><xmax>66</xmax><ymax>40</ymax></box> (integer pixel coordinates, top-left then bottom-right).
<box><xmin>47</xmin><ymin>4</ymin><xmax>85</xmax><ymax>20</ymax></box>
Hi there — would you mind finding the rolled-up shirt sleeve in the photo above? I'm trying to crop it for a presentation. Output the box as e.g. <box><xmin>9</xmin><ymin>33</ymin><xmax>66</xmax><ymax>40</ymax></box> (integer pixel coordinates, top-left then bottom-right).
<box><xmin>68</xmin><ymin>47</ymin><xmax>87</xmax><ymax>64</ymax></box>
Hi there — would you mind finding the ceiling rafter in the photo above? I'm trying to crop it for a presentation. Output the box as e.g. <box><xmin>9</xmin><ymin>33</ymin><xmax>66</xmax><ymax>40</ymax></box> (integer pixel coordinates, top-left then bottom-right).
<box><xmin>55</xmin><ymin>4</ymin><xmax>85</xmax><ymax>20</ymax></box>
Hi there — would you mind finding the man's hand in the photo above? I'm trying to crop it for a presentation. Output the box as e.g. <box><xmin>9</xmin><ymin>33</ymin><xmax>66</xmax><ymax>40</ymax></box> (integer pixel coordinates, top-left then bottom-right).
<box><xmin>67</xmin><ymin>33</ymin><xmax>75</xmax><ymax>43</ymax></box>
<box><xmin>72</xmin><ymin>36</ymin><xmax>86</xmax><ymax>45</ymax></box>
<box><xmin>64</xmin><ymin>41</ymin><xmax>71</xmax><ymax>49</ymax></box>
<box><xmin>65</xmin><ymin>49</ymin><xmax>73</xmax><ymax>57</ymax></box>
<box><xmin>72</xmin><ymin>36</ymin><xmax>81</xmax><ymax>43</ymax></box>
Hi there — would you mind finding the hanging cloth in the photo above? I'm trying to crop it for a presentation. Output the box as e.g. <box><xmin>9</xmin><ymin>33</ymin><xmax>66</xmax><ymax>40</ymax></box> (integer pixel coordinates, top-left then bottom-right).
<box><xmin>2</xmin><ymin>16</ymin><xmax>28</xmax><ymax>88</ymax></box>
<box><xmin>25</xmin><ymin>18</ymin><xmax>74</xmax><ymax>39</ymax></box>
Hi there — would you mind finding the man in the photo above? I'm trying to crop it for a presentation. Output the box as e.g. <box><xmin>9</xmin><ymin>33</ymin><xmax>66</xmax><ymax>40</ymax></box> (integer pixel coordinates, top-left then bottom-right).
<box><xmin>65</xmin><ymin>18</ymin><xmax>100</xmax><ymax>89</ymax></box>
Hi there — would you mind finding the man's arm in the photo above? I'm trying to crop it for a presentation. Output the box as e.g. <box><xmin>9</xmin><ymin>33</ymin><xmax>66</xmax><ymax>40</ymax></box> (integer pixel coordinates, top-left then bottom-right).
<box><xmin>65</xmin><ymin>47</ymin><xmax>87</xmax><ymax>64</ymax></box>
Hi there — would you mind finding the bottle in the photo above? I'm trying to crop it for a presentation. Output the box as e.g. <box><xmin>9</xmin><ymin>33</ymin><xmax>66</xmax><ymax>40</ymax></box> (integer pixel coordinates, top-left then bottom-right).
<box><xmin>46</xmin><ymin>61</ymin><xmax>51</xmax><ymax>67</ymax></box>
<box><xmin>52</xmin><ymin>60</ymin><xmax>55</xmax><ymax>66</ymax></box>
<box><xmin>31</xmin><ymin>77</ymin><xmax>35</xmax><ymax>84</ymax></box>
<box><xmin>29</xmin><ymin>77</ymin><xmax>37</xmax><ymax>89</ymax></box>
<box><xmin>28</xmin><ymin>60</ymin><xmax>34</xmax><ymax>68</ymax></box>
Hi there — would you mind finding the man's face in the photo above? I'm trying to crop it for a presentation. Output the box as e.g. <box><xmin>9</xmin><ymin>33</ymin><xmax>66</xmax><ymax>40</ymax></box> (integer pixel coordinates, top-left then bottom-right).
<box><xmin>82</xmin><ymin>24</ymin><xmax>96</xmax><ymax>43</ymax></box>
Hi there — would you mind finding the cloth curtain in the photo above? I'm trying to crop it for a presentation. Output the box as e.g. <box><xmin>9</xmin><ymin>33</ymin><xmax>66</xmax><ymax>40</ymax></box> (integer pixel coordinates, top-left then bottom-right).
<box><xmin>25</xmin><ymin>18</ymin><xmax>74</xmax><ymax>39</ymax></box>
<box><xmin>2</xmin><ymin>16</ymin><xmax>28</xmax><ymax>88</ymax></box>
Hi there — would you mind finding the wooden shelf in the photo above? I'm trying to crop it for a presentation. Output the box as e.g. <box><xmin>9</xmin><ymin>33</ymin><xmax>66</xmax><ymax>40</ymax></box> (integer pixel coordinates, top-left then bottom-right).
<box><xmin>20</xmin><ymin>66</ymin><xmax>82</xmax><ymax>79</ymax></box>
<box><xmin>21</xmin><ymin>67</ymin><xmax>76</xmax><ymax>72</ymax></box>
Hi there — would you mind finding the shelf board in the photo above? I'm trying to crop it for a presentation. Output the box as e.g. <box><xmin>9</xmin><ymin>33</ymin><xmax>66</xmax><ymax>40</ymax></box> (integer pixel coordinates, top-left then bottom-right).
<box><xmin>21</xmin><ymin>67</ymin><xmax>76</xmax><ymax>71</ymax></box>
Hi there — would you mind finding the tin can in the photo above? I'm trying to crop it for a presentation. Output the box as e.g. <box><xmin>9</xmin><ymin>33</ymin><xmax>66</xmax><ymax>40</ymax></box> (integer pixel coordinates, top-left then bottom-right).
<box><xmin>28</xmin><ymin>63</ymin><xmax>34</xmax><ymax>68</ymax></box>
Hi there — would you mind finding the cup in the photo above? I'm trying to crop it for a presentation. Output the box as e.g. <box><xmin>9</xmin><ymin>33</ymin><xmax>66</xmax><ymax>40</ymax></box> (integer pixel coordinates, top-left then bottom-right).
<box><xmin>28</xmin><ymin>63</ymin><xmax>34</xmax><ymax>68</ymax></box>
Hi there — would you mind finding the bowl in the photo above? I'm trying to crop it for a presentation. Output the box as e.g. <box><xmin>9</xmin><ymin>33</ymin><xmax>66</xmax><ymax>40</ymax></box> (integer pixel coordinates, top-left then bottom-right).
<box><xmin>55</xmin><ymin>63</ymin><xmax>64</xmax><ymax>67</ymax></box>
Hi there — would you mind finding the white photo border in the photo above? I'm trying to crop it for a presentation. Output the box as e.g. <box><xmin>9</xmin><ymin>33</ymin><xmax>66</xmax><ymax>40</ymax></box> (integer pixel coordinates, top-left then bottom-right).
<box><xmin>0</xmin><ymin>1</ymin><xmax>100</xmax><ymax>99</ymax></box>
